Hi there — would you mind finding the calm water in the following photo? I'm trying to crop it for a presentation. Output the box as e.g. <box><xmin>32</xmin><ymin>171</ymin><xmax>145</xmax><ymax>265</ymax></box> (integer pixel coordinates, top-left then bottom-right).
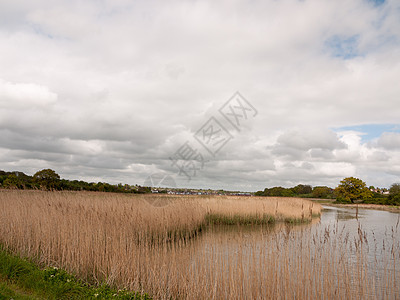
<box><xmin>196</xmin><ymin>205</ymin><xmax>400</xmax><ymax>245</ymax></box>
<box><xmin>321</xmin><ymin>205</ymin><xmax>400</xmax><ymax>262</ymax></box>
<box><xmin>320</xmin><ymin>205</ymin><xmax>400</xmax><ymax>235</ymax></box>
<box><xmin>185</xmin><ymin>205</ymin><xmax>400</xmax><ymax>256</ymax></box>
<box><xmin>174</xmin><ymin>205</ymin><xmax>400</xmax><ymax>298</ymax></box>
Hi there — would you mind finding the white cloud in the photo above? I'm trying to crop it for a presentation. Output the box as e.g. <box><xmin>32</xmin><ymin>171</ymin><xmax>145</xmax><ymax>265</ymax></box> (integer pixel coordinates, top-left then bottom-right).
<box><xmin>0</xmin><ymin>0</ymin><xmax>400</xmax><ymax>190</ymax></box>
<box><xmin>0</xmin><ymin>79</ymin><xmax>57</xmax><ymax>108</ymax></box>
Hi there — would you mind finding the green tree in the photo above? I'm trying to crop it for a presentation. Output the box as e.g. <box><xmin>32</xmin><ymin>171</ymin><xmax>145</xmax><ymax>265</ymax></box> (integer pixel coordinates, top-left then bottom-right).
<box><xmin>33</xmin><ymin>169</ymin><xmax>60</xmax><ymax>190</ymax></box>
<box><xmin>137</xmin><ymin>186</ymin><xmax>151</xmax><ymax>194</ymax></box>
<box><xmin>254</xmin><ymin>190</ymin><xmax>264</xmax><ymax>196</ymax></box>
<box><xmin>389</xmin><ymin>183</ymin><xmax>400</xmax><ymax>196</ymax></box>
<box><xmin>2</xmin><ymin>174</ymin><xmax>22</xmax><ymax>189</ymax></box>
<box><xmin>281</xmin><ymin>189</ymin><xmax>295</xmax><ymax>197</ymax></box>
<box><xmin>292</xmin><ymin>184</ymin><xmax>312</xmax><ymax>195</ymax></box>
<box><xmin>264</xmin><ymin>187</ymin><xmax>285</xmax><ymax>196</ymax></box>
<box><xmin>334</xmin><ymin>177</ymin><xmax>372</xmax><ymax>203</ymax></box>
<box><xmin>388</xmin><ymin>183</ymin><xmax>400</xmax><ymax>205</ymax></box>
<box><xmin>263</xmin><ymin>187</ymin><xmax>295</xmax><ymax>197</ymax></box>
<box><xmin>312</xmin><ymin>186</ymin><xmax>333</xmax><ymax>199</ymax></box>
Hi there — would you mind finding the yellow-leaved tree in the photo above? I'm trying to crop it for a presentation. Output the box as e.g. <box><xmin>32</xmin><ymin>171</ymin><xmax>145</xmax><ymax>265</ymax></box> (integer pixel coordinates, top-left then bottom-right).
<box><xmin>334</xmin><ymin>177</ymin><xmax>372</xmax><ymax>203</ymax></box>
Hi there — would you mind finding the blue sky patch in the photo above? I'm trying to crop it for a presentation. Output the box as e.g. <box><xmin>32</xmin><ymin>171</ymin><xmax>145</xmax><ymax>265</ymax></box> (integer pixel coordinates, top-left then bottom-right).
<box><xmin>334</xmin><ymin>124</ymin><xmax>400</xmax><ymax>143</ymax></box>
<box><xmin>368</xmin><ymin>0</ymin><xmax>385</xmax><ymax>7</ymax></box>
<box><xmin>325</xmin><ymin>35</ymin><xmax>361</xmax><ymax>59</ymax></box>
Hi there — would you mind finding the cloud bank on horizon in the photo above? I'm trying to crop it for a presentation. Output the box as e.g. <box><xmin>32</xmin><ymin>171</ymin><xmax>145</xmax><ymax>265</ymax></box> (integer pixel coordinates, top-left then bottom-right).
<box><xmin>0</xmin><ymin>0</ymin><xmax>399</xmax><ymax>191</ymax></box>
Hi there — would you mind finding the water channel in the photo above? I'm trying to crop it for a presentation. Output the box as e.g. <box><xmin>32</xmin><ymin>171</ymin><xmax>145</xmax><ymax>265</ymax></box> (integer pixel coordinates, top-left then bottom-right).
<box><xmin>170</xmin><ymin>205</ymin><xmax>400</xmax><ymax>298</ymax></box>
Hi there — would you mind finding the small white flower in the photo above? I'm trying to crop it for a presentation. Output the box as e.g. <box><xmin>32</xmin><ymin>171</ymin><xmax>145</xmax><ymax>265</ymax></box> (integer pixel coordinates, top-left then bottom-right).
<box><xmin>94</xmin><ymin>293</ymin><xmax>99</xmax><ymax>297</ymax></box>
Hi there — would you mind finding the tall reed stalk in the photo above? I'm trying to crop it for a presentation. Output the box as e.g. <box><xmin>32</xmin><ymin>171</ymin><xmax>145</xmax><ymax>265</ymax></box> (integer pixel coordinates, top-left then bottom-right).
<box><xmin>1</xmin><ymin>190</ymin><xmax>398</xmax><ymax>299</ymax></box>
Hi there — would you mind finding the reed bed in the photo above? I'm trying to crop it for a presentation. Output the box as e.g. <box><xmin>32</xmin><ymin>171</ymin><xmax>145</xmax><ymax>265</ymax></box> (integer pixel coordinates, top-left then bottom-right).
<box><xmin>201</xmin><ymin>196</ymin><xmax>320</xmax><ymax>224</ymax></box>
<box><xmin>0</xmin><ymin>190</ymin><xmax>398</xmax><ymax>299</ymax></box>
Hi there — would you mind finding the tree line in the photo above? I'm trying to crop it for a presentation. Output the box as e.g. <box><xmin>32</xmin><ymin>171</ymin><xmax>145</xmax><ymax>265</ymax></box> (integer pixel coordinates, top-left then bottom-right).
<box><xmin>0</xmin><ymin>169</ymin><xmax>151</xmax><ymax>194</ymax></box>
<box><xmin>2</xmin><ymin>169</ymin><xmax>400</xmax><ymax>205</ymax></box>
<box><xmin>255</xmin><ymin>184</ymin><xmax>334</xmax><ymax>199</ymax></box>
<box><xmin>256</xmin><ymin>177</ymin><xmax>400</xmax><ymax>206</ymax></box>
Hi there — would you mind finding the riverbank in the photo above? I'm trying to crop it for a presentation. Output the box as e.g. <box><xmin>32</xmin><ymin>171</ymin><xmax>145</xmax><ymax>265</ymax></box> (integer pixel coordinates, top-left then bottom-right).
<box><xmin>0</xmin><ymin>246</ymin><xmax>150</xmax><ymax>299</ymax></box>
<box><xmin>323</xmin><ymin>203</ymin><xmax>400</xmax><ymax>213</ymax></box>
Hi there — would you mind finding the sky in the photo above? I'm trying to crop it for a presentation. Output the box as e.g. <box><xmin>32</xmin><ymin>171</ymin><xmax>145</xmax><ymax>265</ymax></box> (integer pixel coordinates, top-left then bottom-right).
<box><xmin>0</xmin><ymin>0</ymin><xmax>400</xmax><ymax>191</ymax></box>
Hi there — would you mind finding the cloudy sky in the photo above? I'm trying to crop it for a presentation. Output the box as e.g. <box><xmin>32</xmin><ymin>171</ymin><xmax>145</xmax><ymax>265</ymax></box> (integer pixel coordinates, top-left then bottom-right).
<box><xmin>1</xmin><ymin>0</ymin><xmax>400</xmax><ymax>191</ymax></box>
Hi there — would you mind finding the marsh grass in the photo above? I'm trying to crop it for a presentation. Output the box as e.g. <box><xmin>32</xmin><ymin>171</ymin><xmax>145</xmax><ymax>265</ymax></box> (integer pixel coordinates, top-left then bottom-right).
<box><xmin>205</xmin><ymin>213</ymin><xmax>275</xmax><ymax>225</ymax></box>
<box><xmin>1</xmin><ymin>190</ymin><xmax>398</xmax><ymax>299</ymax></box>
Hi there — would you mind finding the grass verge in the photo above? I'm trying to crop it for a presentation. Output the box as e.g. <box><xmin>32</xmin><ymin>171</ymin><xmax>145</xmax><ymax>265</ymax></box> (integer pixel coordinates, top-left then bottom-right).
<box><xmin>0</xmin><ymin>247</ymin><xmax>151</xmax><ymax>300</ymax></box>
<box><xmin>0</xmin><ymin>275</ymin><xmax>39</xmax><ymax>299</ymax></box>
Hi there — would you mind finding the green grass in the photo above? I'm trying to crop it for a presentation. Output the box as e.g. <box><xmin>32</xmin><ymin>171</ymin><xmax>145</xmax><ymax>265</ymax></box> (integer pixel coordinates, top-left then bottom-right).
<box><xmin>0</xmin><ymin>277</ymin><xmax>39</xmax><ymax>299</ymax></box>
<box><xmin>205</xmin><ymin>213</ymin><xmax>276</xmax><ymax>225</ymax></box>
<box><xmin>0</xmin><ymin>247</ymin><xmax>151</xmax><ymax>300</ymax></box>
<box><xmin>204</xmin><ymin>213</ymin><xmax>321</xmax><ymax>226</ymax></box>
<box><xmin>284</xmin><ymin>217</ymin><xmax>311</xmax><ymax>224</ymax></box>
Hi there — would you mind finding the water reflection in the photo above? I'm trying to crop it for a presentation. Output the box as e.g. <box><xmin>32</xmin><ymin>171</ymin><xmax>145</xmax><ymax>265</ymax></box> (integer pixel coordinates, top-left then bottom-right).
<box><xmin>321</xmin><ymin>205</ymin><xmax>400</xmax><ymax>238</ymax></box>
<box><xmin>183</xmin><ymin>206</ymin><xmax>399</xmax><ymax>298</ymax></box>
<box><xmin>184</xmin><ymin>206</ymin><xmax>400</xmax><ymax>257</ymax></box>
<box><xmin>146</xmin><ymin>206</ymin><xmax>399</xmax><ymax>298</ymax></box>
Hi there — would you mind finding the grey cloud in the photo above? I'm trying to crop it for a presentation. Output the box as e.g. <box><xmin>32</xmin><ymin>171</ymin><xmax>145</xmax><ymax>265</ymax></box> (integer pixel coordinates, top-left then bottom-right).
<box><xmin>271</xmin><ymin>145</ymin><xmax>306</xmax><ymax>160</ymax></box>
<box><xmin>367</xmin><ymin>151</ymin><xmax>390</xmax><ymax>162</ymax></box>
<box><xmin>377</xmin><ymin>132</ymin><xmax>400</xmax><ymax>150</ymax></box>
<box><xmin>271</xmin><ymin>129</ymin><xmax>346</xmax><ymax>161</ymax></box>
<box><xmin>1</xmin><ymin>0</ymin><xmax>400</xmax><ymax>190</ymax></box>
<box><xmin>276</xmin><ymin>129</ymin><xmax>346</xmax><ymax>151</ymax></box>
<box><xmin>309</xmin><ymin>149</ymin><xmax>335</xmax><ymax>160</ymax></box>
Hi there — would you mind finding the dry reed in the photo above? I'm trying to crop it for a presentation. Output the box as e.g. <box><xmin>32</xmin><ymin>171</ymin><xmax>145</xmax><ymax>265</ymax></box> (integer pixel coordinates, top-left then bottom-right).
<box><xmin>0</xmin><ymin>190</ymin><xmax>398</xmax><ymax>299</ymax></box>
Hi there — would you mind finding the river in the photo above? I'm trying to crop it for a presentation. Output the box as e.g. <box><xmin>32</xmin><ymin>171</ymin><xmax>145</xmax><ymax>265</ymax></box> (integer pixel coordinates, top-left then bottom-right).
<box><xmin>170</xmin><ymin>205</ymin><xmax>400</xmax><ymax>298</ymax></box>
